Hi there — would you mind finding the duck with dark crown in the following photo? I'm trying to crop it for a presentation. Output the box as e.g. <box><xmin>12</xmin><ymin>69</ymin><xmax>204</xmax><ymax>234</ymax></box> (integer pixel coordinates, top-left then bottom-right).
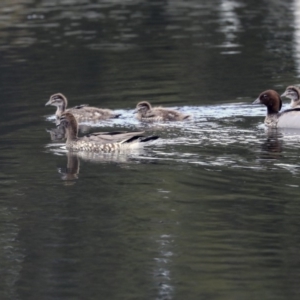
<box><xmin>281</xmin><ymin>85</ymin><xmax>300</xmax><ymax>108</ymax></box>
<box><xmin>58</xmin><ymin>112</ymin><xmax>159</xmax><ymax>152</ymax></box>
<box><xmin>253</xmin><ymin>89</ymin><xmax>300</xmax><ymax>128</ymax></box>
<box><xmin>135</xmin><ymin>101</ymin><xmax>191</xmax><ymax>122</ymax></box>
<box><xmin>45</xmin><ymin>93</ymin><xmax>121</xmax><ymax>122</ymax></box>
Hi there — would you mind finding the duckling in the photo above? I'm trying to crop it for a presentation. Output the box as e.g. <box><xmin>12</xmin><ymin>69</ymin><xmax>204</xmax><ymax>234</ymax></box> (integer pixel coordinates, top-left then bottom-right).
<box><xmin>45</xmin><ymin>93</ymin><xmax>121</xmax><ymax>122</ymax></box>
<box><xmin>135</xmin><ymin>101</ymin><xmax>191</xmax><ymax>122</ymax></box>
<box><xmin>58</xmin><ymin>112</ymin><xmax>159</xmax><ymax>152</ymax></box>
<box><xmin>253</xmin><ymin>89</ymin><xmax>300</xmax><ymax>128</ymax></box>
<box><xmin>281</xmin><ymin>85</ymin><xmax>300</xmax><ymax>108</ymax></box>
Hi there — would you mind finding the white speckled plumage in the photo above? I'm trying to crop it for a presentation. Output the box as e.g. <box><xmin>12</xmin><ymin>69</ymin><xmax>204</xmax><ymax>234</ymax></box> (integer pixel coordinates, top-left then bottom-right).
<box><xmin>58</xmin><ymin>112</ymin><xmax>159</xmax><ymax>152</ymax></box>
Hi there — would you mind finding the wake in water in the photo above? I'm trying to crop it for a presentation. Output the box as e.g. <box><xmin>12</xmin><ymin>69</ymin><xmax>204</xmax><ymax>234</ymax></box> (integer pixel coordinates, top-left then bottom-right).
<box><xmin>45</xmin><ymin>102</ymin><xmax>300</xmax><ymax>173</ymax></box>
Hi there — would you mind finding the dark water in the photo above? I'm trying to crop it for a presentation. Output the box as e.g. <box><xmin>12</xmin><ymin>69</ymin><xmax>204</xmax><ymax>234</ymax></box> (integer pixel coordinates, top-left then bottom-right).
<box><xmin>2</xmin><ymin>0</ymin><xmax>300</xmax><ymax>299</ymax></box>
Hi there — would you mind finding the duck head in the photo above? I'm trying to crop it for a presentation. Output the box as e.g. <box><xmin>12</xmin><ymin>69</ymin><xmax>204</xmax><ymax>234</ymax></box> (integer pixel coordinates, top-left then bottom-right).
<box><xmin>135</xmin><ymin>101</ymin><xmax>152</xmax><ymax>115</ymax></box>
<box><xmin>45</xmin><ymin>93</ymin><xmax>68</xmax><ymax>110</ymax></box>
<box><xmin>253</xmin><ymin>90</ymin><xmax>282</xmax><ymax>114</ymax></box>
<box><xmin>281</xmin><ymin>86</ymin><xmax>300</xmax><ymax>108</ymax></box>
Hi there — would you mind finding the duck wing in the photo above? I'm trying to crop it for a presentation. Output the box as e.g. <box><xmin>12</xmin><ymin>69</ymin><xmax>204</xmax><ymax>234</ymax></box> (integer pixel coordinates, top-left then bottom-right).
<box><xmin>83</xmin><ymin>131</ymin><xmax>145</xmax><ymax>143</ymax></box>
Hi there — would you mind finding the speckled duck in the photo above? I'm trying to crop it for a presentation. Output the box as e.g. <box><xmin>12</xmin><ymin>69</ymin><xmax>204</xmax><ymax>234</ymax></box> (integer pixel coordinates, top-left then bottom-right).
<box><xmin>58</xmin><ymin>112</ymin><xmax>159</xmax><ymax>152</ymax></box>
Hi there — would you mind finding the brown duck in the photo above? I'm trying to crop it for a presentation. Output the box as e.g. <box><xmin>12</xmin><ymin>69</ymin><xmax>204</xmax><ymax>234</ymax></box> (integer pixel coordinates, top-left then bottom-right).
<box><xmin>253</xmin><ymin>89</ymin><xmax>300</xmax><ymax>128</ymax></box>
<box><xmin>58</xmin><ymin>112</ymin><xmax>159</xmax><ymax>152</ymax></box>
<box><xmin>45</xmin><ymin>93</ymin><xmax>121</xmax><ymax>122</ymax></box>
<box><xmin>135</xmin><ymin>101</ymin><xmax>191</xmax><ymax>122</ymax></box>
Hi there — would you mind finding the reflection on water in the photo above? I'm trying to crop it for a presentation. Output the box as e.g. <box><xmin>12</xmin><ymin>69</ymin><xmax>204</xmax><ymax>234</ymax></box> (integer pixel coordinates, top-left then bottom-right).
<box><xmin>2</xmin><ymin>0</ymin><xmax>300</xmax><ymax>300</ymax></box>
<box><xmin>293</xmin><ymin>0</ymin><xmax>300</xmax><ymax>77</ymax></box>
<box><xmin>58</xmin><ymin>152</ymin><xmax>79</xmax><ymax>181</ymax></box>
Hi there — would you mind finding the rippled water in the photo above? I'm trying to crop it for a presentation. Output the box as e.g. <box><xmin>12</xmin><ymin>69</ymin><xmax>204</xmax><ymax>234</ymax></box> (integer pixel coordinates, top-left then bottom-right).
<box><xmin>1</xmin><ymin>0</ymin><xmax>300</xmax><ymax>300</ymax></box>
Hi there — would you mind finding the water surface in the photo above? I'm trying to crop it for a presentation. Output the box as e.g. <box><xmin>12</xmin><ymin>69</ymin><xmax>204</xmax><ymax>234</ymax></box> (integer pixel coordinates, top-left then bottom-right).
<box><xmin>1</xmin><ymin>1</ymin><xmax>300</xmax><ymax>300</ymax></box>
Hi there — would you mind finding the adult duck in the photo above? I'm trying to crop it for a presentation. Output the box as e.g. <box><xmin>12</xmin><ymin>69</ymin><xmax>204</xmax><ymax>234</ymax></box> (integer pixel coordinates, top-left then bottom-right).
<box><xmin>58</xmin><ymin>112</ymin><xmax>159</xmax><ymax>152</ymax></box>
<box><xmin>253</xmin><ymin>89</ymin><xmax>300</xmax><ymax>128</ymax></box>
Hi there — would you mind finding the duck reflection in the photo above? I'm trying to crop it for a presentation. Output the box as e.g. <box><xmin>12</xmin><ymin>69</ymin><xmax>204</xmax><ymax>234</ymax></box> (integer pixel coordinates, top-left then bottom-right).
<box><xmin>260</xmin><ymin>129</ymin><xmax>283</xmax><ymax>159</ymax></box>
<box><xmin>58</xmin><ymin>152</ymin><xmax>80</xmax><ymax>182</ymax></box>
<box><xmin>56</xmin><ymin>148</ymin><xmax>148</xmax><ymax>182</ymax></box>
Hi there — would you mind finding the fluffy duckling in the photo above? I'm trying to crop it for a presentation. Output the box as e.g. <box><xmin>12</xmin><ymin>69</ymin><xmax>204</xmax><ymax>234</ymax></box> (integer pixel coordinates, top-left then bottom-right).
<box><xmin>135</xmin><ymin>101</ymin><xmax>191</xmax><ymax>122</ymax></box>
<box><xmin>45</xmin><ymin>93</ymin><xmax>121</xmax><ymax>122</ymax></box>
<box><xmin>58</xmin><ymin>112</ymin><xmax>159</xmax><ymax>152</ymax></box>
<box><xmin>281</xmin><ymin>86</ymin><xmax>300</xmax><ymax>108</ymax></box>
<box><xmin>253</xmin><ymin>89</ymin><xmax>300</xmax><ymax>128</ymax></box>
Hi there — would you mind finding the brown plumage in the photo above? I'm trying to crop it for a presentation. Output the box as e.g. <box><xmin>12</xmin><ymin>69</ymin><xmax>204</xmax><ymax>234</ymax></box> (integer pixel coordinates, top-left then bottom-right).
<box><xmin>281</xmin><ymin>85</ymin><xmax>300</xmax><ymax>108</ymax></box>
<box><xmin>58</xmin><ymin>112</ymin><xmax>159</xmax><ymax>152</ymax></box>
<box><xmin>135</xmin><ymin>101</ymin><xmax>191</xmax><ymax>122</ymax></box>
<box><xmin>253</xmin><ymin>89</ymin><xmax>300</xmax><ymax>128</ymax></box>
<box><xmin>45</xmin><ymin>93</ymin><xmax>121</xmax><ymax>122</ymax></box>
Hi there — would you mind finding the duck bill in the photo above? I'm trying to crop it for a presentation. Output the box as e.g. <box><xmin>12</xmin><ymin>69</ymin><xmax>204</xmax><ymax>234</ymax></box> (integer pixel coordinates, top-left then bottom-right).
<box><xmin>252</xmin><ymin>98</ymin><xmax>261</xmax><ymax>105</ymax></box>
<box><xmin>280</xmin><ymin>91</ymin><xmax>287</xmax><ymax>98</ymax></box>
<box><xmin>45</xmin><ymin>99</ymin><xmax>52</xmax><ymax>106</ymax></box>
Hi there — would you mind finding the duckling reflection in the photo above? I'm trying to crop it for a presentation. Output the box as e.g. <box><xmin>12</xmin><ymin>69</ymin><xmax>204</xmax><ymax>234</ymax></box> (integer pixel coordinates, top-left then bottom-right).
<box><xmin>46</xmin><ymin>123</ymin><xmax>66</xmax><ymax>141</ymax></box>
<box><xmin>58</xmin><ymin>152</ymin><xmax>80</xmax><ymax>181</ymax></box>
<box><xmin>259</xmin><ymin>129</ymin><xmax>283</xmax><ymax>159</ymax></box>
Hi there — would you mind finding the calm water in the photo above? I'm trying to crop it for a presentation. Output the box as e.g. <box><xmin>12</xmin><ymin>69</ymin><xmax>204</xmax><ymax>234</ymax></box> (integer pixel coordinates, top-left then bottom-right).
<box><xmin>1</xmin><ymin>0</ymin><xmax>300</xmax><ymax>299</ymax></box>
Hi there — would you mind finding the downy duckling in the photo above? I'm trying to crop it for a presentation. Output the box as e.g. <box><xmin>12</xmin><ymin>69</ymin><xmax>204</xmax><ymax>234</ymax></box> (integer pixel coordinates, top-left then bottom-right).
<box><xmin>58</xmin><ymin>112</ymin><xmax>159</xmax><ymax>152</ymax></box>
<box><xmin>253</xmin><ymin>89</ymin><xmax>300</xmax><ymax>128</ymax></box>
<box><xmin>45</xmin><ymin>93</ymin><xmax>121</xmax><ymax>122</ymax></box>
<box><xmin>135</xmin><ymin>101</ymin><xmax>191</xmax><ymax>122</ymax></box>
<box><xmin>281</xmin><ymin>85</ymin><xmax>300</xmax><ymax>108</ymax></box>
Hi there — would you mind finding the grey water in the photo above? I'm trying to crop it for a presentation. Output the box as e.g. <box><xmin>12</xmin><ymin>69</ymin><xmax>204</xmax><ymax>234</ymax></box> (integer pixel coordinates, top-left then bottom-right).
<box><xmin>1</xmin><ymin>0</ymin><xmax>300</xmax><ymax>299</ymax></box>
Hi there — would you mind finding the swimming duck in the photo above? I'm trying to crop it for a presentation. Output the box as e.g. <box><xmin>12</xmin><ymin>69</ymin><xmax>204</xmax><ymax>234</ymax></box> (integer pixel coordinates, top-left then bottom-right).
<box><xmin>58</xmin><ymin>112</ymin><xmax>159</xmax><ymax>152</ymax></box>
<box><xmin>45</xmin><ymin>93</ymin><xmax>121</xmax><ymax>122</ymax></box>
<box><xmin>281</xmin><ymin>85</ymin><xmax>300</xmax><ymax>108</ymax></box>
<box><xmin>253</xmin><ymin>89</ymin><xmax>300</xmax><ymax>128</ymax></box>
<box><xmin>135</xmin><ymin>101</ymin><xmax>191</xmax><ymax>122</ymax></box>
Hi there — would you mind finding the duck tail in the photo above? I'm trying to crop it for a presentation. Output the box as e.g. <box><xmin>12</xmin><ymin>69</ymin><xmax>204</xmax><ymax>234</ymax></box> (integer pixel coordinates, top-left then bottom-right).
<box><xmin>140</xmin><ymin>136</ymin><xmax>159</xmax><ymax>143</ymax></box>
<box><xmin>123</xmin><ymin>135</ymin><xmax>159</xmax><ymax>144</ymax></box>
<box><xmin>113</xmin><ymin>114</ymin><xmax>122</xmax><ymax>119</ymax></box>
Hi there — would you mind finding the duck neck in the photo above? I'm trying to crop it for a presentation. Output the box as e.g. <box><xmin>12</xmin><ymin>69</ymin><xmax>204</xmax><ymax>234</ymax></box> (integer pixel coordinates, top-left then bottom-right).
<box><xmin>65</xmin><ymin>123</ymin><xmax>78</xmax><ymax>143</ymax></box>
<box><xmin>55</xmin><ymin>103</ymin><xmax>66</xmax><ymax>116</ymax></box>
<box><xmin>267</xmin><ymin>107</ymin><xmax>279</xmax><ymax>115</ymax></box>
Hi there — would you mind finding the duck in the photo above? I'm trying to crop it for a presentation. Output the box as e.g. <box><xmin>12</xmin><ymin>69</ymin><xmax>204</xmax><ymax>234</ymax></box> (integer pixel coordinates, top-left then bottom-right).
<box><xmin>281</xmin><ymin>85</ymin><xmax>300</xmax><ymax>108</ymax></box>
<box><xmin>135</xmin><ymin>101</ymin><xmax>191</xmax><ymax>122</ymax></box>
<box><xmin>58</xmin><ymin>112</ymin><xmax>159</xmax><ymax>152</ymax></box>
<box><xmin>45</xmin><ymin>93</ymin><xmax>121</xmax><ymax>122</ymax></box>
<box><xmin>253</xmin><ymin>89</ymin><xmax>300</xmax><ymax>128</ymax></box>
